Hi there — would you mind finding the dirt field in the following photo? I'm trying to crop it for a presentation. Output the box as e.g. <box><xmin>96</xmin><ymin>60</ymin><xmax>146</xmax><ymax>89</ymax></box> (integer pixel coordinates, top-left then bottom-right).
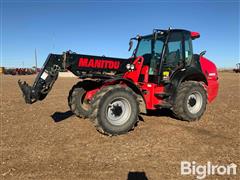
<box><xmin>1</xmin><ymin>72</ymin><xmax>239</xmax><ymax>179</ymax></box>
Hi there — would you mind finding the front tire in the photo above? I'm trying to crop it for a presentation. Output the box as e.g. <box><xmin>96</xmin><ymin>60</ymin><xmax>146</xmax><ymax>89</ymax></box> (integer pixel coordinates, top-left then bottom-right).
<box><xmin>90</xmin><ymin>85</ymin><xmax>139</xmax><ymax>136</ymax></box>
<box><xmin>172</xmin><ymin>81</ymin><xmax>207</xmax><ymax>121</ymax></box>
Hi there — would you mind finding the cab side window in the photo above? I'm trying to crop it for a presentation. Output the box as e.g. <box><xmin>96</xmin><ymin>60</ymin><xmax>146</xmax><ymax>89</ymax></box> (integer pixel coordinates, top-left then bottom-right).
<box><xmin>184</xmin><ymin>33</ymin><xmax>193</xmax><ymax>66</ymax></box>
<box><xmin>165</xmin><ymin>32</ymin><xmax>183</xmax><ymax>67</ymax></box>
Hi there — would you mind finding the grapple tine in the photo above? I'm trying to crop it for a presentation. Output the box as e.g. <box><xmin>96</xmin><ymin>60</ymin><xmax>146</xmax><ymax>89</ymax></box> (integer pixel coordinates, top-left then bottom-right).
<box><xmin>18</xmin><ymin>79</ymin><xmax>35</xmax><ymax>104</ymax></box>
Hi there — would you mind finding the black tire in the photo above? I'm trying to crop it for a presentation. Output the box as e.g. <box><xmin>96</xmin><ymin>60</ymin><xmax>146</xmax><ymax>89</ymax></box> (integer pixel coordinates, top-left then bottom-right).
<box><xmin>172</xmin><ymin>81</ymin><xmax>207</xmax><ymax>121</ymax></box>
<box><xmin>90</xmin><ymin>85</ymin><xmax>139</xmax><ymax>136</ymax></box>
<box><xmin>68</xmin><ymin>81</ymin><xmax>100</xmax><ymax>118</ymax></box>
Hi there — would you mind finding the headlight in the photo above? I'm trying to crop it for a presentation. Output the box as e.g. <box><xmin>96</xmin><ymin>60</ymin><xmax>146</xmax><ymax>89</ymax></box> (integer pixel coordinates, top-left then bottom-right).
<box><xmin>126</xmin><ymin>64</ymin><xmax>131</xmax><ymax>70</ymax></box>
<box><xmin>130</xmin><ymin>64</ymin><xmax>135</xmax><ymax>70</ymax></box>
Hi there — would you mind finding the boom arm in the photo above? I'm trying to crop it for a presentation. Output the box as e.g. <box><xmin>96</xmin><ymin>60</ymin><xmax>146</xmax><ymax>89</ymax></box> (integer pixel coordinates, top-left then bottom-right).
<box><xmin>18</xmin><ymin>51</ymin><xmax>130</xmax><ymax>104</ymax></box>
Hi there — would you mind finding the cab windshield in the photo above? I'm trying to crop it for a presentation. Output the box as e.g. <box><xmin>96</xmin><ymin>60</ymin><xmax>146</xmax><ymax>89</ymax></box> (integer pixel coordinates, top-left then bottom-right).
<box><xmin>134</xmin><ymin>35</ymin><xmax>165</xmax><ymax>75</ymax></box>
<box><xmin>135</xmin><ymin>35</ymin><xmax>165</xmax><ymax>57</ymax></box>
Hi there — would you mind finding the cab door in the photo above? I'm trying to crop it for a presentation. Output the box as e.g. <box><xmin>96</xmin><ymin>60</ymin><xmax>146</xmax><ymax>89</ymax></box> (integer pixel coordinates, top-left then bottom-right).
<box><xmin>161</xmin><ymin>31</ymin><xmax>185</xmax><ymax>80</ymax></box>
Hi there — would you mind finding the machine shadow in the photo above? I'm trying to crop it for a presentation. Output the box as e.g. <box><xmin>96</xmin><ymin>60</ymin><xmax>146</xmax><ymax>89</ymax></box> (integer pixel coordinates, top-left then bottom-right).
<box><xmin>127</xmin><ymin>171</ymin><xmax>148</xmax><ymax>180</ymax></box>
<box><xmin>145</xmin><ymin>108</ymin><xmax>176</xmax><ymax>119</ymax></box>
<box><xmin>51</xmin><ymin>110</ymin><xmax>74</xmax><ymax>122</ymax></box>
<box><xmin>51</xmin><ymin>109</ymin><xmax>176</xmax><ymax>123</ymax></box>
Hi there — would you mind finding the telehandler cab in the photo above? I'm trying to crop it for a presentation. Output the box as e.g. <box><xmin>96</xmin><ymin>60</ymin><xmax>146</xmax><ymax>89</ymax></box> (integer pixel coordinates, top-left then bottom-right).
<box><xmin>19</xmin><ymin>28</ymin><xmax>219</xmax><ymax>135</ymax></box>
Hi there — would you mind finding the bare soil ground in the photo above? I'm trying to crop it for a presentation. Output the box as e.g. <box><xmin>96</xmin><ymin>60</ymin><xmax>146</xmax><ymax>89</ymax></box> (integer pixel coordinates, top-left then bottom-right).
<box><xmin>1</xmin><ymin>72</ymin><xmax>240</xmax><ymax>179</ymax></box>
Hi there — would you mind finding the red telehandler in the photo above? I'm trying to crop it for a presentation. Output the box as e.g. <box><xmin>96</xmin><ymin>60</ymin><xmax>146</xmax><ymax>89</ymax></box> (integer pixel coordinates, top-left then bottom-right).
<box><xmin>19</xmin><ymin>28</ymin><xmax>219</xmax><ymax>135</ymax></box>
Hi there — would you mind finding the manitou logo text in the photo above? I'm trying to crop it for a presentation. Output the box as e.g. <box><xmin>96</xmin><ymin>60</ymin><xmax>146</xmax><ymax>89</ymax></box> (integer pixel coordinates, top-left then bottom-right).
<box><xmin>78</xmin><ymin>57</ymin><xmax>120</xmax><ymax>69</ymax></box>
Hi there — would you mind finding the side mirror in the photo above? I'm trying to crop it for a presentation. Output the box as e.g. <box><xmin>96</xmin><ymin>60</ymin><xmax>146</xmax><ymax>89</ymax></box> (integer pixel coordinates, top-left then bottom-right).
<box><xmin>200</xmin><ymin>50</ymin><xmax>206</xmax><ymax>56</ymax></box>
<box><xmin>128</xmin><ymin>40</ymin><xmax>133</xmax><ymax>51</ymax></box>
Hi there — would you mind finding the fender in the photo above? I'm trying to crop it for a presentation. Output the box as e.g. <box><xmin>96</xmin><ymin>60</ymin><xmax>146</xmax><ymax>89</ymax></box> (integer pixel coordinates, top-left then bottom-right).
<box><xmin>105</xmin><ymin>77</ymin><xmax>147</xmax><ymax>114</ymax></box>
<box><xmin>169</xmin><ymin>67</ymin><xmax>208</xmax><ymax>96</ymax></box>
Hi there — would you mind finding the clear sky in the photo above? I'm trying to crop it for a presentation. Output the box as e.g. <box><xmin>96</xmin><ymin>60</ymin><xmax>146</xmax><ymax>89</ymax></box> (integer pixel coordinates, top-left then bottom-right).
<box><xmin>1</xmin><ymin>0</ymin><xmax>239</xmax><ymax>68</ymax></box>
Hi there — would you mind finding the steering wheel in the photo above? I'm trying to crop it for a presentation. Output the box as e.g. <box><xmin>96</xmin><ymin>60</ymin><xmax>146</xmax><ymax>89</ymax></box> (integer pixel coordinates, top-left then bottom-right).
<box><xmin>154</xmin><ymin>53</ymin><xmax>161</xmax><ymax>59</ymax></box>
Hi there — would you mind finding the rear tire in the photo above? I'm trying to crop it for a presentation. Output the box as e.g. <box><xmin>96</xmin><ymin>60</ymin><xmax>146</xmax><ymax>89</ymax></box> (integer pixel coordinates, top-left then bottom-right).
<box><xmin>68</xmin><ymin>81</ymin><xmax>100</xmax><ymax>118</ymax></box>
<box><xmin>90</xmin><ymin>85</ymin><xmax>139</xmax><ymax>136</ymax></box>
<box><xmin>172</xmin><ymin>81</ymin><xmax>207</xmax><ymax>121</ymax></box>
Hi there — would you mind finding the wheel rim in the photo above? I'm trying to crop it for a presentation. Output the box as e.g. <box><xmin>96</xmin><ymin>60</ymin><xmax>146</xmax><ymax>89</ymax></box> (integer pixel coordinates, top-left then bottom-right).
<box><xmin>106</xmin><ymin>97</ymin><xmax>131</xmax><ymax>126</ymax></box>
<box><xmin>187</xmin><ymin>91</ymin><xmax>203</xmax><ymax>114</ymax></box>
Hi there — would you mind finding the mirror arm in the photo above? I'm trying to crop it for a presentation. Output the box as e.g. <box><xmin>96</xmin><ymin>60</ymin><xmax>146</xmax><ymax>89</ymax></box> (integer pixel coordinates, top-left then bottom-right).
<box><xmin>200</xmin><ymin>50</ymin><xmax>206</xmax><ymax>56</ymax></box>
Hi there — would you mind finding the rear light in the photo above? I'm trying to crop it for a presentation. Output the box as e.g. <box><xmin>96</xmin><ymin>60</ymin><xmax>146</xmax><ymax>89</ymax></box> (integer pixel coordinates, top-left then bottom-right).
<box><xmin>207</xmin><ymin>72</ymin><xmax>218</xmax><ymax>80</ymax></box>
<box><xmin>208</xmin><ymin>72</ymin><xmax>216</xmax><ymax>76</ymax></box>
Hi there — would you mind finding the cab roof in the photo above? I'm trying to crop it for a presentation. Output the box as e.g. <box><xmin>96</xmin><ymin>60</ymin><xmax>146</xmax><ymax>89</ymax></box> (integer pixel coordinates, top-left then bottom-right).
<box><xmin>142</xmin><ymin>29</ymin><xmax>200</xmax><ymax>40</ymax></box>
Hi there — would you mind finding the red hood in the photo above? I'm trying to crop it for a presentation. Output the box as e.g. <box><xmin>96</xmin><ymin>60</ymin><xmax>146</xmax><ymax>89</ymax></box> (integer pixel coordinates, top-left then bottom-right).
<box><xmin>200</xmin><ymin>56</ymin><xmax>218</xmax><ymax>81</ymax></box>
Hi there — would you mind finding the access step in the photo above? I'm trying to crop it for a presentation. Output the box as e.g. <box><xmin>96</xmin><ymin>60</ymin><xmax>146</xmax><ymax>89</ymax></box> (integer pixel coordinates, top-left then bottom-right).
<box><xmin>159</xmin><ymin>80</ymin><xmax>171</xmax><ymax>85</ymax></box>
<box><xmin>154</xmin><ymin>92</ymin><xmax>171</xmax><ymax>99</ymax></box>
<box><xmin>154</xmin><ymin>102</ymin><xmax>172</xmax><ymax>109</ymax></box>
